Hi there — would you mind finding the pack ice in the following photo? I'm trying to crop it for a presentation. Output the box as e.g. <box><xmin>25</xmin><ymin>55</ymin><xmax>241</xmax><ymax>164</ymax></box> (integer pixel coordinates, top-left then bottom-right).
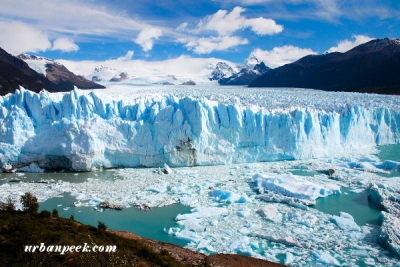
<box><xmin>0</xmin><ymin>86</ymin><xmax>399</xmax><ymax>171</ymax></box>
<box><xmin>1</xmin><ymin>156</ymin><xmax>400</xmax><ymax>266</ymax></box>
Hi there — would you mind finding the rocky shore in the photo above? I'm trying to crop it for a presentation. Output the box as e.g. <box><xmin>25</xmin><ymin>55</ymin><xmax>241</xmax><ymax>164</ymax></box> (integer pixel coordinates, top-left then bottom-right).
<box><xmin>110</xmin><ymin>230</ymin><xmax>286</xmax><ymax>267</ymax></box>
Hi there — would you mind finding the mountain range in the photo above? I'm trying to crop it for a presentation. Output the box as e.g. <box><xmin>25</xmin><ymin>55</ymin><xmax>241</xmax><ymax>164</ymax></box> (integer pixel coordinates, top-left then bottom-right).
<box><xmin>1</xmin><ymin>38</ymin><xmax>400</xmax><ymax>95</ymax></box>
<box><xmin>249</xmin><ymin>38</ymin><xmax>400</xmax><ymax>95</ymax></box>
<box><xmin>0</xmin><ymin>48</ymin><xmax>104</xmax><ymax>95</ymax></box>
<box><xmin>209</xmin><ymin>56</ymin><xmax>270</xmax><ymax>85</ymax></box>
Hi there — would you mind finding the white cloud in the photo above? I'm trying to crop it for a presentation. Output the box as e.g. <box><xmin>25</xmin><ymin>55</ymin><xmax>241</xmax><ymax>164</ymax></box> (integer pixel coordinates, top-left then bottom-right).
<box><xmin>117</xmin><ymin>50</ymin><xmax>134</xmax><ymax>61</ymax></box>
<box><xmin>0</xmin><ymin>21</ymin><xmax>51</xmax><ymax>54</ymax></box>
<box><xmin>326</xmin><ymin>35</ymin><xmax>374</xmax><ymax>53</ymax></box>
<box><xmin>134</xmin><ymin>28</ymin><xmax>163</xmax><ymax>51</ymax></box>
<box><xmin>185</xmin><ymin>36</ymin><xmax>249</xmax><ymax>54</ymax></box>
<box><xmin>196</xmin><ymin>6</ymin><xmax>283</xmax><ymax>36</ymax></box>
<box><xmin>52</xmin><ymin>37</ymin><xmax>79</xmax><ymax>52</ymax></box>
<box><xmin>0</xmin><ymin>0</ymin><xmax>156</xmax><ymax>41</ymax></box>
<box><xmin>250</xmin><ymin>46</ymin><xmax>317</xmax><ymax>68</ymax></box>
<box><xmin>243</xmin><ymin>17</ymin><xmax>284</xmax><ymax>35</ymax></box>
<box><xmin>176</xmin><ymin>22</ymin><xmax>188</xmax><ymax>32</ymax></box>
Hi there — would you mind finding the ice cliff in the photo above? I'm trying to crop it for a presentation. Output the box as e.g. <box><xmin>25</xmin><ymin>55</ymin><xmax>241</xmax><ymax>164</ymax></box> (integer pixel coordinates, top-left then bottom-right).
<box><xmin>0</xmin><ymin>87</ymin><xmax>399</xmax><ymax>171</ymax></box>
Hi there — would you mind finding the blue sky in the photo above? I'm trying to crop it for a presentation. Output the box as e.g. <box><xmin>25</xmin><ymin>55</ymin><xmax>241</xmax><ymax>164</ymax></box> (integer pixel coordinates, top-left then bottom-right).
<box><xmin>0</xmin><ymin>0</ymin><xmax>399</xmax><ymax>69</ymax></box>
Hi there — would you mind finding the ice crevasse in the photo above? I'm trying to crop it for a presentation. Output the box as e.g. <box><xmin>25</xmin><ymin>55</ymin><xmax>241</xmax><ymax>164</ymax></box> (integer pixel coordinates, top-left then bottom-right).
<box><xmin>0</xmin><ymin>87</ymin><xmax>399</xmax><ymax>171</ymax></box>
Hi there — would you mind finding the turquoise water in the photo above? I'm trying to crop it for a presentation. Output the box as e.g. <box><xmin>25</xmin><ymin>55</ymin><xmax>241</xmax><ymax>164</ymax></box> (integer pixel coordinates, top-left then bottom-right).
<box><xmin>311</xmin><ymin>187</ymin><xmax>381</xmax><ymax>225</ymax></box>
<box><xmin>375</xmin><ymin>144</ymin><xmax>400</xmax><ymax>178</ymax></box>
<box><xmin>289</xmin><ymin>170</ymin><xmax>322</xmax><ymax>176</ymax></box>
<box><xmin>0</xmin><ymin>170</ymin><xmax>117</xmax><ymax>185</ymax></box>
<box><xmin>376</xmin><ymin>144</ymin><xmax>400</xmax><ymax>162</ymax></box>
<box><xmin>290</xmin><ymin>167</ymin><xmax>382</xmax><ymax>226</ymax></box>
<box><xmin>0</xmin><ymin>169</ymin><xmax>191</xmax><ymax>247</ymax></box>
<box><xmin>39</xmin><ymin>193</ymin><xmax>191</xmax><ymax>247</ymax></box>
<box><xmin>4</xmin><ymin>144</ymin><xmax>399</xmax><ymax>250</ymax></box>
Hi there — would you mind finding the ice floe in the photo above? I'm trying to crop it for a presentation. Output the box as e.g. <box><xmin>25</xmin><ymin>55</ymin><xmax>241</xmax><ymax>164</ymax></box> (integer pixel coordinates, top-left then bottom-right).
<box><xmin>330</xmin><ymin>212</ymin><xmax>360</xmax><ymax>231</ymax></box>
<box><xmin>0</xmin><ymin>153</ymin><xmax>399</xmax><ymax>266</ymax></box>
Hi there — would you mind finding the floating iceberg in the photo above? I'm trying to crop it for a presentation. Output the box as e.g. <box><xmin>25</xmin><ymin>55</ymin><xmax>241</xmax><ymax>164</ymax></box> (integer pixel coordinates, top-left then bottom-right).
<box><xmin>330</xmin><ymin>212</ymin><xmax>360</xmax><ymax>231</ymax></box>
<box><xmin>0</xmin><ymin>158</ymin><xmax>399</xmax><ymax>266</ymax></box>
<box><xmin>211</xmin><ymin>188</ymin><xmax>250</xmax><ymax>203</ymax></box>
<box><xmin>257</xmin><ymin>205</ymin><xmax>282</xmax><ymax>223</ymax></box>
<box><xmin>253</xmin><ymin>173</ymin><xmax>341</xmax><ymax>205</ymax></box>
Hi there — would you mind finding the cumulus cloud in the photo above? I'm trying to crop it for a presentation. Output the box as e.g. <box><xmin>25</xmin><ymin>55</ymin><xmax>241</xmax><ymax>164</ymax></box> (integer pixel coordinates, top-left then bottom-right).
<box><xmin>0</xmin><ymin>21</ymin><xmax>51</xmax><ymax>54</ymax></box>
<box><xmin>177</xmin><ymin>6</ymin><xmax>282</xmax><ymax>54</ymax></box>
<box><xmin>326</xmin><ymin>35</ymin><xmax>374</xmax><ymax>53</ymax></box>
<box><xmin>52</xmin><ymin>37</ymin><xmax>79</xmax><ymax>52</ymax></box>
<box><xmin>185</xmin><ymin>36</ymin><xmax>249</xmax><ymax>54</ymax></box>
<box><xmin>250</xmin><ymin>46</ymin><xmax>317</xmax><ymax>68</ymax></box>
<box><xmin>134</xmin><ymin>28</ymin><xmax>163</xmax><ymax>51</ymax></box>
<box><xmin>196</xmin><ymin>6</ymin><xmax>283</xmax><ymax>36</ymax></box>
<box><xmin>117</xmin><ymin>50</ymin><xmax>134</xmax><ymax>61</ymax></box>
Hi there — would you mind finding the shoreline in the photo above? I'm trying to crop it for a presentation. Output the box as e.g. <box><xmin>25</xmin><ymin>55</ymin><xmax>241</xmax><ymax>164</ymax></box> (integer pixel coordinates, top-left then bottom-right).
<box><xmin>110</xmin><ymin>229</ymin><xmax>286</xmax><ymax>267</ymax></box>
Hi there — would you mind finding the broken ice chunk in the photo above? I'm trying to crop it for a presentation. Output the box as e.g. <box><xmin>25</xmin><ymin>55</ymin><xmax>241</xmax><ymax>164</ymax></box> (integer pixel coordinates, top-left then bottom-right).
<box><xmin>176</xmin><ymin>206</ymin><xmax>228</xmax><ymax>220</ymax></box>
<box><xmin>164</xmin><ymin>163</ymin><xmax>172</xmax><ymax>174</ymax></box>
<box><xmin>145</xmin><ymin>181</ymin><xmax>168</xmax><ymax>193</ymax></box>
<box><xmin>237</xmin><ymin>207</ymin><xmax>250</xmax><ymax>217</ymax></box>
<box><xmin>288</xmin><ymin>210</ymin><xmax>318</xmax><ymax>227</ymax></box>
<box><xmin>330</xmin><ymin>212</ymin><xmax>360</xmax><ymax>231</ymax></box>
<box><xmin>256</xmin><ymin>205</ymin><xmax>282</xmax><ymax>223</ymax></box>
<box><xmin>313</xmin><ymin>250</ymin><xmax>341</xmax><ymax>266</ymax></box>
<box><xmin>211</xmin><ymin>188</ymin><xmax>251</xmax><ymax>203</ymax></box>
<box><xmin>253</xmin><ymin>173</ymin><xmax>341</xmax><ymax>204</ymax></box>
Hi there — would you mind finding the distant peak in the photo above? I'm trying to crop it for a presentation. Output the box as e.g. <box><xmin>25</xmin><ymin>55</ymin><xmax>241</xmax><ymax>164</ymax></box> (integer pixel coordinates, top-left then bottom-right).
<box><xmin>17</xmin><ymin>53</ymin><xmax>54</xmax><ymax>62</ymax></box>
<box><xmin>243</xmin><ymin>55</ymin><xmax>260</xmax><ymax>70</ymax></box>
<box><xmin>348</xmin><ymin>38</ymin><xmax>400</xmax><ymax>55</ymax></box>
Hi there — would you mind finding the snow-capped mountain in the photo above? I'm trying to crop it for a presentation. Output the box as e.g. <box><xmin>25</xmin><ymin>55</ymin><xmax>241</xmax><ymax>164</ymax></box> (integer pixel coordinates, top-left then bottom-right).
<box><xmin>218</xmin><ymin>56</ymin><xmax>270</xmax><ymax>85</ymax></box>
<box><xmin>109</xmin><ymin>72</ymin><xmax>130</xmax><ymax>82</ymax></box>
<box><xmin>17</xmin><ymin>53</ymin><xmax>104</xmax><ymax>90</ymax></box>
<box><xmin>241</xmin><ymin>55</ymin><xmax>260</xmax><ymax>70</ymax></box>
<box><xmin>0</xmin><ymin>48</ymin><xmax>103</xmax><ymax>95</ymax></box>
<box><xmin>209</xmin><ymin>62</ymin><xmax>238</xmax><ymax>81</ymax></box>
<box><xmin>18</xmin><ymin>54</ymin><xmax>58</xmax><ymax>76</ymax></box>
<box><xmin>89</xmin><ymin>65</ymin><xmax>124</xmax><ymax>82</ymax></box>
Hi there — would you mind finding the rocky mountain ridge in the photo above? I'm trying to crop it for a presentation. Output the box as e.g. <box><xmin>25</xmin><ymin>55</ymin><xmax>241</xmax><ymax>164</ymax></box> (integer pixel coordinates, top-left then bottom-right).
<box><xmin>210</xmin><ymin>56</ymin><xmax>270</xmax><ymax>85</ymax></box>
<box><xmin>0</xmin><ymin>48</ymin><xmax>104</xmax><ymax>96</ymax></box>
<box><xmin>249</xmin><ymin>38</ymin><xmax>400</xmax><ymax>95</ymax></box>
<box><xmin>18</xmin><ymin>54</ymin><xmax>105</xmax><ymax>91</ymax></box>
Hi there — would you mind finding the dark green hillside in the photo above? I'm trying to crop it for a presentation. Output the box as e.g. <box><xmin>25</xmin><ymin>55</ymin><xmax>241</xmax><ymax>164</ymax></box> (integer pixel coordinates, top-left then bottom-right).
<box><xmin>0</xmin><ymin>210</ymin><xmax>186</xmax><ymax>267</ymax></box>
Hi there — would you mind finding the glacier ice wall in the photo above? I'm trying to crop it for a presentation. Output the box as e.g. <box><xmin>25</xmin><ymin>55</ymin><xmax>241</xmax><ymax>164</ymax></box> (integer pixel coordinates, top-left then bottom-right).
<box><xmin>0</xmin><ymin>87</ymin><xmax>399</xmax><ymax>171</ymax></box>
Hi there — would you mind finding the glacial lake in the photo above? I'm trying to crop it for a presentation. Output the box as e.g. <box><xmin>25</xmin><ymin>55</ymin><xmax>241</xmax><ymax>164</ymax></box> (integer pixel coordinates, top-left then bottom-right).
<box><xmin>39</xmin><ymin>193</ymin><xmax>191</xmax><ymax>247</ymax></box>
<box><xmin>0</xmin><ymin>144</ymin><xmax>399</xmax><ymax>265</ymax></box>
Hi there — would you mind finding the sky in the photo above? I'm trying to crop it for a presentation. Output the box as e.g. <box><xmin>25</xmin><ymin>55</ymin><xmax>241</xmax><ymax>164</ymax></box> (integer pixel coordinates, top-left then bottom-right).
<box><xmin>0</xmin><ymin>0</ymin><xmax>399</xmax><ymax>76</ymax></box>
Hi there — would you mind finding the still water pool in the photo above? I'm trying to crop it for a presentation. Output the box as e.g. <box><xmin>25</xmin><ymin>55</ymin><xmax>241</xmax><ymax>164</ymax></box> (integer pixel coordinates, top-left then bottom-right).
<box><xmin>311</xmin><ymin>187</ymin><xmax>381</xmax><ymax>225</ymax></box>
<box><xmin>39</xmin><ymin>193</ymin><xmax>191</xmax><ymax>247</ymax></box>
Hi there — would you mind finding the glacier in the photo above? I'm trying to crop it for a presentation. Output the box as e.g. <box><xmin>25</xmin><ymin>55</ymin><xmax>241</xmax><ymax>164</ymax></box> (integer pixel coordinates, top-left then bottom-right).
<box><xmin>0</xmin><ymin>85</ymin><xmax>399</xmax><ymax>171</ymax></box>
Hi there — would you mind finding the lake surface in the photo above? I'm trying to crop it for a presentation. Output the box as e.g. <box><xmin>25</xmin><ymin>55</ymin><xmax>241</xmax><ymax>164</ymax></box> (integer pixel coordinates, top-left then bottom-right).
<box><xmin>1</xmin><ymin>143</ymin><xmax>399</xmax><ymax>266</ymax></box>
<box><xmin>376</xmin><ymin>144</ymin><xmax>400</xmax><ymax>162</ymax></box>
<box><xmin>39</xmin><ymin>193</ymin><xmax>191</xmax><ymax>247</ymax></box>
<box><xmin>311</xmin><ymin>187</ymin><xmax>381</xmax><ymax>225</ymax></box>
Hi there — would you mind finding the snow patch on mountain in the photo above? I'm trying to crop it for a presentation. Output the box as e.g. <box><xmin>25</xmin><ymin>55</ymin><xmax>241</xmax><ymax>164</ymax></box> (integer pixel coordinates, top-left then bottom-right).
<box><xmin>18</xmin><ymin>54</ymin><xmax>60</xmax><ymax>76</ymax></box>
<box><xmin>89</xmin><ymin>65</ymin><xmax>122</xmax><ymax>82</ymax></box>
<box><xmin>209</xmin><ymin>62</ymin><xmax>238</xmax><ymax>81</ymax></box>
